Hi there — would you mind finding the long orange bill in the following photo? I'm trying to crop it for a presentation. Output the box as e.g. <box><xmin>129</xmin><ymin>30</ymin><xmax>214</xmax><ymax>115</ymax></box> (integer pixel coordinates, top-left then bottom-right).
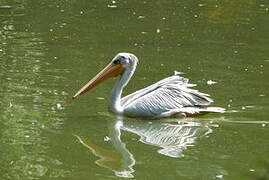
<box><xmin>72</xmin><ymin>63</ymin><xmax>125</xmax><ymax>99</ymax></box>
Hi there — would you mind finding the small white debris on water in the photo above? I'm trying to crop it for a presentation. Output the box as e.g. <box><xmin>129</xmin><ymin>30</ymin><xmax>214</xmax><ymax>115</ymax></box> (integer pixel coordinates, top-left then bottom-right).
<box><xmin>160</xmin><ymin>63</ymin><xmax>164</xmax><ymax>66</ymax></box>
<box><xmin>242</xmin><ymin>106</ymin><xmax>246</xmax><ymax>110</ymax></box>
<box><xmin>141</xmin><ymin>31</ymin><xmax>147</xmax><ymax>34</ymax></box>
<box><xmin>211</xmin><ymin>124</ymin><xmax>219</xmax><ymax>128</ymax></box>
<box><xmin>96</xmin><ymin>97</ymin><xmax>105</xmax><ymax>100</ymax></box>
<box><xmin>207</xmin><ymin>80</ymin><xmax>217</xmax><ymax>85</ymax></box>
<box><xmin>262</xmin><ymin>124</ymin><xmax>266</xmax><ymax>127</ymax></box>
<box><xmin>138</xmin><ymin>16</ymin><xmax>145</xmax><ymax>19</ymax></box>
<box><xmin>174</xmin><ymin>70</ymin><xmax>184</xmax><ymax>75</ymax></box>
<box><xmin>216</xmin><ymin>175</ymin><xmax>223</xmax><ymax>179</ymax></box>
<box><xmin>107</xmin><ymin>4</ymin><xmax>117</xmax><ymax>8</ymax></box>
<box><xmin>9</xmin><ymin>102</ymin><xmax>13</xmax><ymax>108</ymax></box>
<box><xmin>249</xmin><ymin>169</ymin><xmax>255</xmax><ymax>172</ymax></box>
<box><xmin>259</xmin><ymin>94</ymin><xmax>265</xmax><ymax>97</ymax></box>
<box><xmin>56</xmin><ymin>103</ymin><xmax>62</xmax><ymax>109</ymax></box>
<box><xmin>156</xmin><ymin>28</ymin><xmax>160</xmax><ymax>33</ymax></box>
<box><xmin>0</xmin><ymin>5</ymin><xmax>12</xmax><ymax>8</ymax></box>
<box><xmin>80</xmin><ymin>11</ymin><xmax>83</xmax><ymax>14</ymax></box>
<box><xmin>112</xmin><ymin>0</ymin><xmax>116</xmax><ymax>4</ymax></box>
<box><xmin>104</xmin><ymin>136</ymin><xmax>111</xmax><ymax>142</ymax></box>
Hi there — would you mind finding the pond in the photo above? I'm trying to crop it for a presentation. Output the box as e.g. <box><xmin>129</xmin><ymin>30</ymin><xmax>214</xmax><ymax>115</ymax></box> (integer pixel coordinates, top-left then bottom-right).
<box><xmin>0</xmin><ymin>0</ymin><xmax>269</xmax><ymax>180</ymax></box>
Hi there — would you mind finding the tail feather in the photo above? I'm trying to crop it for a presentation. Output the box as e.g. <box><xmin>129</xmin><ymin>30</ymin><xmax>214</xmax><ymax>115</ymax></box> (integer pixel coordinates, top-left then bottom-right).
<box><xmin>179</xmin><ymin>106</ymin><xmax>225</xmax><ymax>115</ymax></box>
<box><xmin>202</xmin><ymin>107</ymin><xmax>226</xmax><ymax>113</ymax></box>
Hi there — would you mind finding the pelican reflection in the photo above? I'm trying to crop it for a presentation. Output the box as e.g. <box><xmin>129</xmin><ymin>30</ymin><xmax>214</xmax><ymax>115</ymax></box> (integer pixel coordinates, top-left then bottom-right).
<box><xmin>75</xmin><ymin>117</ymin><xmax>221</xmax><ymax>178</ymax></box>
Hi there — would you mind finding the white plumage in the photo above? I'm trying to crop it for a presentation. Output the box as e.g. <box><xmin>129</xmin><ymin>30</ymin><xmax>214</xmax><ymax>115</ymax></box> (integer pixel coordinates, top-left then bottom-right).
<box><xmin>72</xmin><ymin>52</ymin><xmax>225</xmax><ymax>118</ymax></box>
<box><xmin>122</xmin><ymin>75</ymin><xmax>215</xmax><ymax>117</ymax></box>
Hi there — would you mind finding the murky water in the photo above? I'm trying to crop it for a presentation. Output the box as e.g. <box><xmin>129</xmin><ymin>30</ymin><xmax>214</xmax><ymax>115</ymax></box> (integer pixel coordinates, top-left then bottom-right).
<box><xmin>1</xmin><ymin>1</ymin><xmax>269</xmax><ymax>180</ymax></box>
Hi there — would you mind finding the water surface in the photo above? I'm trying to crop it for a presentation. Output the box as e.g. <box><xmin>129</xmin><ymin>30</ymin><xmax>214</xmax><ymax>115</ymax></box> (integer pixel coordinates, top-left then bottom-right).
<box><xmin>0</xmin><ymin>0</ymin><xmax>269</xmax><ymax>180</ymax></box>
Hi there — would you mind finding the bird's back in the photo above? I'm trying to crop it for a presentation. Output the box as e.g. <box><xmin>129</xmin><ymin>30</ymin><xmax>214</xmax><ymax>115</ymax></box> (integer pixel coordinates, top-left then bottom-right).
<box><xmin>121</xmin><ymin>75</ymin><xmax>214</xmax><ymax>117</ymax></box>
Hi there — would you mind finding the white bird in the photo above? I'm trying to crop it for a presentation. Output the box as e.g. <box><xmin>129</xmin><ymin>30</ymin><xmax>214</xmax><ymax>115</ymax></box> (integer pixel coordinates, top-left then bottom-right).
<box><xmin>72</xmin><ymin>52</ymin><xmax>225</xmax><ymax>118</ymax></box>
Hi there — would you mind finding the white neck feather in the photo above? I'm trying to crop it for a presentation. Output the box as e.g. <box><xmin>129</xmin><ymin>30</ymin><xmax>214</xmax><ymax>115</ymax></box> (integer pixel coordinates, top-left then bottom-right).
<box><xmin>110</xmin><ymin>63</ymin><xmax>137</xmax><ymax>114</ymax></box>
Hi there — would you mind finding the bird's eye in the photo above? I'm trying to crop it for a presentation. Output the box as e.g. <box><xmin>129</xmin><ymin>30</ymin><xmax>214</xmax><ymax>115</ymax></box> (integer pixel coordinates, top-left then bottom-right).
<box><xmin>113</xmin><ymin>59</ymin><xmax>121</xmax><ymax>64</ymax></box>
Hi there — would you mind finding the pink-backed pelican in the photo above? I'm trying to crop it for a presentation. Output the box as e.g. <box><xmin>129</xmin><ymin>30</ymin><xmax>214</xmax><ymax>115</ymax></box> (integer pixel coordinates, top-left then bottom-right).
<box><xmin>72</xmin><ymin>53</ymin><xmax>225</xmax><ymax>118</ymax></box>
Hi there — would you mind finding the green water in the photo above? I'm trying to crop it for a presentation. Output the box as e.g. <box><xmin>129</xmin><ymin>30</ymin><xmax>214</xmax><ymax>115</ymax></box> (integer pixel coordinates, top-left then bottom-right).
<box><xmin>1</xmin><ymin>0</ymin><xmax>269</xmax><ymax>180</ymax></box>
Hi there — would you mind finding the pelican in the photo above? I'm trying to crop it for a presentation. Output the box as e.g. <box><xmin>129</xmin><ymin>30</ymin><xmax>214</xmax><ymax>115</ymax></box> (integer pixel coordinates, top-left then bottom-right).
<box><xmin>72</xmin><ymin>52</ymin><xmax>225</xmax><ymax>118</ymax></box>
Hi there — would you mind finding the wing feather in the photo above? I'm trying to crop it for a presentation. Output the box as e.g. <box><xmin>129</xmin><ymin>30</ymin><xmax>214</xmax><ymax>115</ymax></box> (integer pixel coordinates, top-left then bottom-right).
<box><xmin>122</xmin><ymin>75</ymin><xmax>213</xmax><ymax>117</ymax></box>
<box><xmin>121</xmin><ymin>75</ymin><xmax>189</xmax><ymax>107</ymax></box>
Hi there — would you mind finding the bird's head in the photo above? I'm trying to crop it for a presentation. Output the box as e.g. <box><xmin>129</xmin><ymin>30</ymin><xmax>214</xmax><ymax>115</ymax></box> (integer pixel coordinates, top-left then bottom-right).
<box><xmin>72</xmin><ymin>52</ymin><xmax>138</xmax><ymax>99</ymax></box>
<box><xmin>111</xmin><ymin>52</ymin><xmax>138</xmax><ymax>68</ymax></box>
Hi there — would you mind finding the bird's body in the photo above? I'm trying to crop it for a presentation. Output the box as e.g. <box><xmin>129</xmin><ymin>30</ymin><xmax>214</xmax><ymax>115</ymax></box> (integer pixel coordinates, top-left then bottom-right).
<box><xmin>72</xmin><ymin>53</ymin><xmax>225</xmax><ymax>118</ymax></box>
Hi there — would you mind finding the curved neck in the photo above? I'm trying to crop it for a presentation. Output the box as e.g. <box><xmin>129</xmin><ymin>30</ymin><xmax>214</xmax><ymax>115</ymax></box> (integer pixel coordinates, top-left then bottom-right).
<box><xmin>110</xmin><ymin>64</ymin><xmax>136</xmax><ymax>114</ymax></box>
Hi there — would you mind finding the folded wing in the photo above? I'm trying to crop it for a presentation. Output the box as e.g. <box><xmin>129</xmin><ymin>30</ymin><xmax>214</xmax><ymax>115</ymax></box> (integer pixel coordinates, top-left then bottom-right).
<box><xmin>121</xmin><ymin>75</ymin><xmax>213</xmax><ymax>117</ymax></box>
